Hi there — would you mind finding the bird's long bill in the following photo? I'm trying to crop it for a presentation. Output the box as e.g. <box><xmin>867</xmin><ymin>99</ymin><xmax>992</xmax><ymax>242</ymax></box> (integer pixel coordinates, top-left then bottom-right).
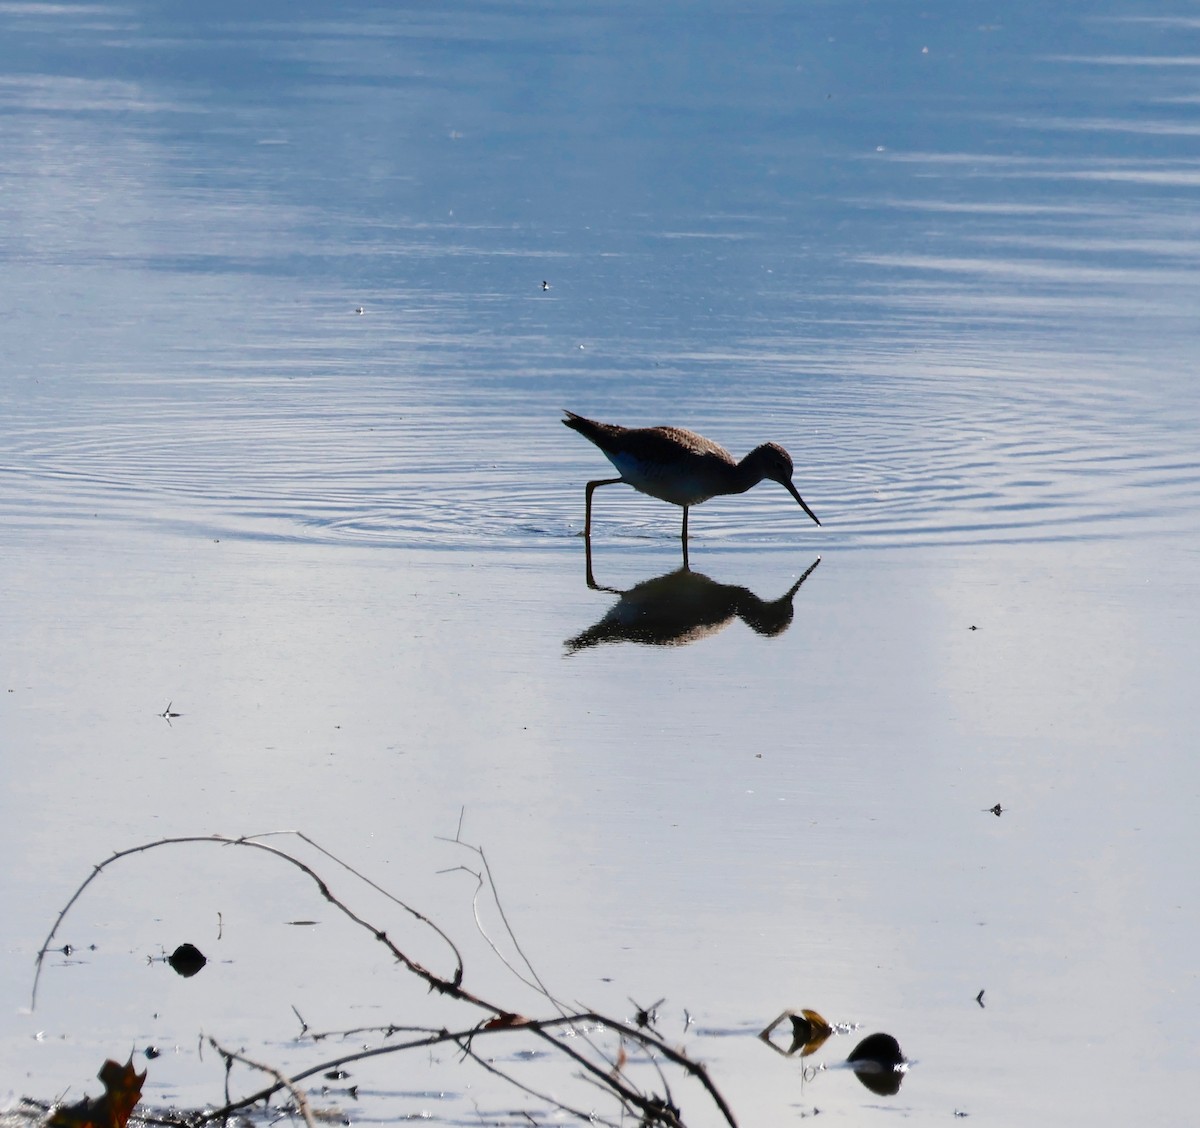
<box><xmin>784</xmin><ymin>480</ymin><xmax>821</xmax><ymax>526</ymax></box>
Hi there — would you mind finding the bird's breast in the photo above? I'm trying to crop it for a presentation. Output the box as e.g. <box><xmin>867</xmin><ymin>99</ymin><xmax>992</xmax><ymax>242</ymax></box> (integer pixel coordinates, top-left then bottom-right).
<box><xmin>608</xmin><ymin>449</ymin><xmax>727</xmax><ymax>507</ymax></box>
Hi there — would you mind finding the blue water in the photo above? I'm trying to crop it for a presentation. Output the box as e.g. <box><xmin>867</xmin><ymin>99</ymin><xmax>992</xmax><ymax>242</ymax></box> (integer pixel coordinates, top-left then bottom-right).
<box><xmin>3</xmin><ymin>2</ymin><xmax>1198</xmax><ymax>552</ymax></box>
<box><xmin>2</xmin><ymin>3</ymin><xmax>1198</xmax><ymax>1125</ymax></box>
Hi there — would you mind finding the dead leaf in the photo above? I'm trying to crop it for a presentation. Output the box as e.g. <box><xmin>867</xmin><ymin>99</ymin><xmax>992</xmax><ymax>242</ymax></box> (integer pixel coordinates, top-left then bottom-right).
<box><xmin>789</xmin><ymin>1008</ymin><xmax>833</xmax><ymax>1057</ymax></box>
<box><xmin>482</xmin><ymin>1012</ymin><xmax>530</xmax><ymax>1029</ymax></box>
<box><xmin>49</xmin><ymin>1057</ymin><xmax>146</xmax><ymax>1128</ymax></box>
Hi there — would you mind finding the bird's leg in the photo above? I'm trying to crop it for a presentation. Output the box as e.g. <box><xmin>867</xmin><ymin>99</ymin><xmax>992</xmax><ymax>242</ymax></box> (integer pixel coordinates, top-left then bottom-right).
<box><xmin>584</xmin><ymin>532</ymin><xmax>599</xmax><ymax>590</ymax></box>
<box><xmin>584</xmin><ymin>477</ymin><xmax>623</xmax><ymax>538</ymax></box>
<box><xmin>681</xmin><ymin>505</ymin><xmax>690</xmax><ymax>568</ymax></box>
<box><xmin>583</xmin><ymin>535</ymin><xmax>621</xmax><ymax>592</ymax></box>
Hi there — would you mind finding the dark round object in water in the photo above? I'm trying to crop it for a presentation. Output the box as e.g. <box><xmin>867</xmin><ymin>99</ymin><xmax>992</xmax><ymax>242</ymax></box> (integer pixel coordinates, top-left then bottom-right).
<box><xmin>847</xmin><ymin>1032</ymin><xmax>904</xmax><ymax>1067</ymax></box>
<box><xmin>847</xmin><ymin>1032</ymin><xmax>906</xmax><ymax>1097</ymax></box>
<box><xmin>168</xmin><ymin>942</ymin><xmax>207</xmax><ymax>978</ymax></box>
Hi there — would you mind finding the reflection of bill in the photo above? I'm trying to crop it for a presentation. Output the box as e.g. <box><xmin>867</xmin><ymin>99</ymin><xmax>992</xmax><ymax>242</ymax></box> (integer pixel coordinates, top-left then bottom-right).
<box><xmin>566</xmin><ymin>556</ymin><xmax>820</xmax><ymax>653</ymax></box>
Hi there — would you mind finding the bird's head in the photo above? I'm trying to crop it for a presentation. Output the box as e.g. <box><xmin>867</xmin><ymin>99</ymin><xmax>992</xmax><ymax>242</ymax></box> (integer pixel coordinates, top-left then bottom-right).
<box><xmin>751</xmin><ymin>442</ymin><xmax>795</xmax><ymax>485</ymax></box>
<box><xmin>749</xmin><ymin>442</ymin><xmax>821</xmax><ymax>527</ymax></box>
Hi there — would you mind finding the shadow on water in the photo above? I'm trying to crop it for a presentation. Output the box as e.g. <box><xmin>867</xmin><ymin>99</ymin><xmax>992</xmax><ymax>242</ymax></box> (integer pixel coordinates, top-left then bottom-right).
<box><xmin>565</xmin><ymin>542</ymin><xmax>820</xmax><ymax>653</ymax></box>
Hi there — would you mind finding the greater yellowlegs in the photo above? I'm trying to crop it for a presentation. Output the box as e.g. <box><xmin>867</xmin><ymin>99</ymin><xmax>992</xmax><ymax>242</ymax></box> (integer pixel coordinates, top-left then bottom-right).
<box><xmin>562</xmin><ymin>410</ymin><xmax>821</xmax><ymax>547</ymax></box>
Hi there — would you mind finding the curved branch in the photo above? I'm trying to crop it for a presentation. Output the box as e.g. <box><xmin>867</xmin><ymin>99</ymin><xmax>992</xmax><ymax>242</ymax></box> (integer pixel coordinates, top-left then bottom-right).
<box><xmin>32</xmin><ymin>832</ymin><xmax>739</xmax><ymax>1128</ymax></box>
<box><xmin>32</xmin><ymin>833</ymin><xmax>469</xmax><ymax>1011</ymax></box>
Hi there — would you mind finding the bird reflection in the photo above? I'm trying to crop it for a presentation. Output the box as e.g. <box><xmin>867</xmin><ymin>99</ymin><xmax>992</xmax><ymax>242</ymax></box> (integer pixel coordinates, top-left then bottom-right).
<box><xmin>565</xmin><ymin>545</ymin><xmax>820</xmax><ymax>653</ymax></box>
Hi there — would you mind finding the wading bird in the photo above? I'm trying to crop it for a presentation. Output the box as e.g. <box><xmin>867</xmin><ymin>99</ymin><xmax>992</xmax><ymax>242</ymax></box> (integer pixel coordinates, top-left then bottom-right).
<box><xmin>563</xmin><ymin>410</ymin><xmax>820</xmax><ymax>553</ymax></box>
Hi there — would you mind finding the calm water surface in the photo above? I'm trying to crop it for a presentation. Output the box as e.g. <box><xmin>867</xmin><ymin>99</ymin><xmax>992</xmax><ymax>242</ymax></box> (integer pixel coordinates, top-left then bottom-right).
<box><xmin>2</xmin><ymin>3</ymin><xmax>1198</xmax><ymax>1125</ymax></box>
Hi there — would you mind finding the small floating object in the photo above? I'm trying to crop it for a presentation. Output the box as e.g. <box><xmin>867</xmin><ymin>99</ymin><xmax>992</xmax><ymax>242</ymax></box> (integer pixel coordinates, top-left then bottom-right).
<box><xmin>355</xmin><ymin>306</ymin><xmax>365</xmax><ymax>314</ymax></box>
<box><xmin>846</xmin><ymin>1032</ymin><xmax>907</xmax><ymax>1096</ymax></box>
<box><xmin>757</xmin><ymin>1006</ymin><xmax>834</xmax><ymax>1058</ymax></box>
<box><xmin>628</xmin><ymin>996</ymin><xmax>665</xmax><ymax>1030</ymax></box>
<box><xmin>788</xmin><ymin>1008</ymin><xmax>833</xmax><ymax>1057</ymax></box>
<box><xmin>167</xmin><ymin>942</ymin><xmax>207</xmax><ymax>978</ymax></box>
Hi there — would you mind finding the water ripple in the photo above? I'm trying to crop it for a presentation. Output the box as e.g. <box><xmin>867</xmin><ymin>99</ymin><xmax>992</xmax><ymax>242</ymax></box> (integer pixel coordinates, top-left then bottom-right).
<box><xmin>2</xmin><ymin>357</ymin><xmax>1195</xmax><ymax>552</ymax></box>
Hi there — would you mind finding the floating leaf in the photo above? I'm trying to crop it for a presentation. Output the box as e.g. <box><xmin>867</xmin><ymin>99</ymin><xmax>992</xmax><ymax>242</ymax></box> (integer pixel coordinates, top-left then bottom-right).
<box><xmin>788</xmin><ymin>1008</ymin><xmax>833</xmax><ymax>1057</ymax></box>
<box><xmin>49</xmin><ymin>1057</ymin><xmax>146</xmax><ymax>1128</ymax></box>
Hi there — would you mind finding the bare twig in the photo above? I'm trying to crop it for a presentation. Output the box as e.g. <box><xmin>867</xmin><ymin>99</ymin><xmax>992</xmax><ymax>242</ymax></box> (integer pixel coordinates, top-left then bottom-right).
<box><xmin>526</xmin><ymin>1014</ymin><xmax>736</xmax><ymax>1128</ymax></box>
<box><xmin>186</xmin><ymin>1027</ymin><xmax>468</xmax><ymax>1124</ymax></box>
<box><xmin>285</xmin><ymin>831</ymin><xmax>464</xmax><ymax>984</ymax></box>
<box><xmin>458</xmin><ymin>841</ymin><xmax>559</xmax><ymax>1005</ymax></box>
<box><xmin>207</xmin><ymin>1037</ymin><xmax>318</xmax><ymax>1128</ymax></box>
<box><xmin>34</xmin><ymin>832</ymin><xmax>739</xmax><ymax>1128</ymax></box>
<box><xmin>32</xmin><ymin>833</ymin><xmax>472</xmax><ymax>1011</ymax></box>
<box><xmin>454</xmin><ymin>1037</ymin><xmax>621</xmax><ymax>1128</ymax></box>
<box><xmin>440</xmin><ymin>834</ymin><xmax>622</xmax><ymax>1081</ymax></box>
